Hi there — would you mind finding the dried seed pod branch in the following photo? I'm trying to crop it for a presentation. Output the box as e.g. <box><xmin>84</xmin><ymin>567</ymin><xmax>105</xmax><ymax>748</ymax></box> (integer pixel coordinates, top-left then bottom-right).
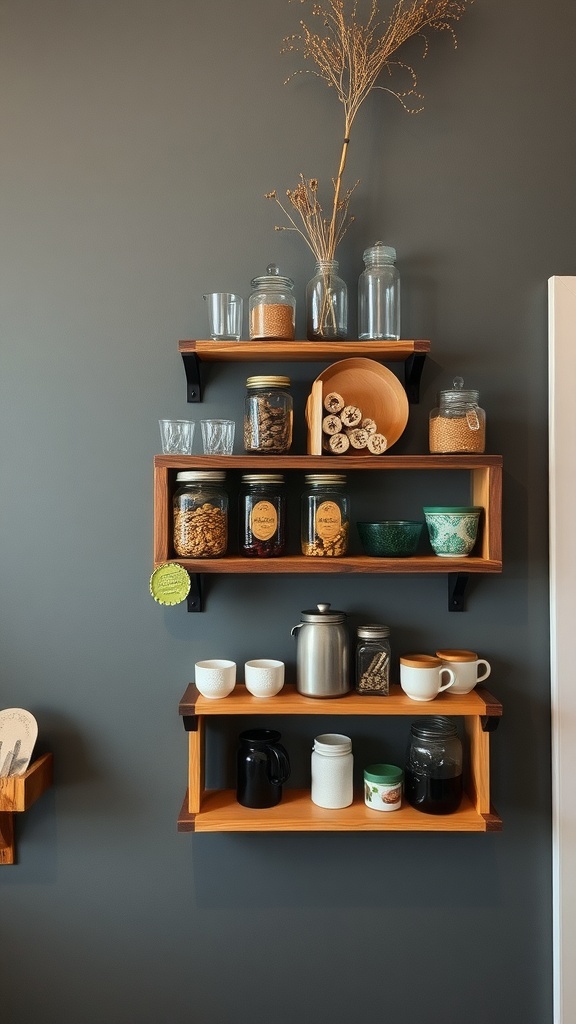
<box><xmin>267</xmin><ymin>0</ymin><xmax>474</xmax><ymax>262</ymax></box>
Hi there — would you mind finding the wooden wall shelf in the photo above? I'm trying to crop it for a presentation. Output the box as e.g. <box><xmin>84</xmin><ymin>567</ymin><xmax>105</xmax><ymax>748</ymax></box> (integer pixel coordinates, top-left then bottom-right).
<box><xmin>177</xmin><ymin>684</ymin><xmax>502</xmax><ymax>833</ymax></box>
<box><xmin>0</xmin><ymin>753</ymin><xmax>53</xmax><ymax>864</ymax></box>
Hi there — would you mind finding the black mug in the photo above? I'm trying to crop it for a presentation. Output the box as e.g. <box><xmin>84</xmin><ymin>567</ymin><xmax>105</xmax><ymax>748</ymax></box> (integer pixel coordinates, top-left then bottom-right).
<box><xmin>236</xmin><ymin>729</ymin><xmax>291</xmax><ymax>808</ymax></box>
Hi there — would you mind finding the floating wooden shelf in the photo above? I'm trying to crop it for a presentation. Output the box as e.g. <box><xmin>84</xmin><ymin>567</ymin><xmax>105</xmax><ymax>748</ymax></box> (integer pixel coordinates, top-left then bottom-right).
<box><xmin>177</xmin><ymin>684</ymin><xmax>502</xmax><ymax>833</ymax></box>
<box><xmin>0</xmin><ymin>753</ymin><xmax>53</xmax><ymax>864</ymax></box>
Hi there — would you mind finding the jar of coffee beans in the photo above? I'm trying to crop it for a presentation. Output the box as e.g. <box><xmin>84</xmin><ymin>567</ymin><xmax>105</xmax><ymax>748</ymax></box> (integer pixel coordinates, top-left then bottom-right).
<box><xmin>355</xmin><ymin>624</ymin><xmax>391</xmax><ymax>695</ymax></box>
<box><xmin>429</xmin><ymin>376</ymin><xmax>486</xmax><ymax>453</ymax></box>
<box><xmin>244</xmin><ymin>376</ymin><xmax>293</xmax><ymax>454</ymax></box>
<box><xmin>301</xmin><ymin>474</ymin><xmax>349</xmax><ymax>556</ymax></box>
<box><xmin>249</xmin><ymin>263</ymin><xmax>296</xmax><ymax>340</ymax></box>
<box><xmin>173</xmin><ymin>471</ymin><xmax>228</xmax><ymax>558</ymax></box>
<box><xmin>240</xmin><ymin>474</ymin><xmax>286</xmax><ymax>557</ymax></box>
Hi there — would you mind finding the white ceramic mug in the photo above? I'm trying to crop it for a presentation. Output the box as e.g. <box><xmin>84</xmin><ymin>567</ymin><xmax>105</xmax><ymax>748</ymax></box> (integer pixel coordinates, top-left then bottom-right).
<box><xmin>435</xmin><ymin>649</ymin><xmax>491</xmax><ymax>694</ymax></box>
<box><xmin>399</xmin><ymin>654</ymin><xmax>455</xmax><ymax>701</ymax></box>
<box><xmin>195</xmin><ymin>659</ymin><xmax>236</xmax><ymax>699</ymax></box>
<box><xmin>244</xmin><ymin>659</ymin><xmax>285</xmax><ymax>698</ymax></box>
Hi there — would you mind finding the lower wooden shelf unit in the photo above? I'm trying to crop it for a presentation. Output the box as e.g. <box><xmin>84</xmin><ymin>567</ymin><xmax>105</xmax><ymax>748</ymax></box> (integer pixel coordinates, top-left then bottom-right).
<box><xmin>178</xmin><ymin>685</ymin><xmax>502</xmax><ymax>834</ymax></box>
<box><xmin>0</xmin><ymin>752</ymin><xmax>53</xmax><ymax>864</ymax></box>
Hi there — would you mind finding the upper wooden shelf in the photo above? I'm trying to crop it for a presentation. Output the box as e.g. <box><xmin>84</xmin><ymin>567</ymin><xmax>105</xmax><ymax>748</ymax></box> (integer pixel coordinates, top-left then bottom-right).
<box><xmin>178</xmin><ymin>339</ymin><xmax>430</xmax><ymax>403</ymax></box>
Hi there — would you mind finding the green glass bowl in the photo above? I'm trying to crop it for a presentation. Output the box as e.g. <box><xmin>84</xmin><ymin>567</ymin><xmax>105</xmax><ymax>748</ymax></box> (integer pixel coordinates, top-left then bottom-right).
<box><xmin>356</xmin><ymin>520</ymin><xmax>423</xmax><ymax>557</ymax></box>
<box><xmin>423</xmin><ymin>506</ymin><xmax>482</xmax><ymax>557</ymax></box>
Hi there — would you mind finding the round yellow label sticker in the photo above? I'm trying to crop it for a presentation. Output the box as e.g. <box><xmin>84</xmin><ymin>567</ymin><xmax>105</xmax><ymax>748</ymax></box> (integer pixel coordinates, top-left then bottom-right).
<box><xmin>149</xmin><ymin>563</ymin><xmax>191</xmax><ymax>606</ymax></box>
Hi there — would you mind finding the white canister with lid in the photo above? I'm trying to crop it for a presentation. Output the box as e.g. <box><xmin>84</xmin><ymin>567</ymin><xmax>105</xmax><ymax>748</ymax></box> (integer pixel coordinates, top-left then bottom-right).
<box><xmin>311</xmin><ymin>733</ymin><xmax>353</xmax><ymax>808</ymax></box>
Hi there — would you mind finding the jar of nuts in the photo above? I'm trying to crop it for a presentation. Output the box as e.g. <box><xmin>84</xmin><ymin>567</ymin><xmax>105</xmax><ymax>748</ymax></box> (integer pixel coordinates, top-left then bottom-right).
<box><xmin>244</xmin><ymin>376</ymin><xmax>293</xmax><ymax>454</ymax></box>
<box><xmin>239</xmin><ymin>473</ymin><xmax>286</xmax><ymax>557</ymax></box>
<box><xmin>429</xmin><ymin>376</ymin><xmax>486</xmax><ymax>454</ymax></box>
<box><xmin>301</xmin><ymin>474</ymin><xmax>349</xmax><ymax>556</ymax></box>
<box><xmin>173</xmin><ymin>471</ymin><xmax>228</xmax><ymax>558</ymax></box>
<box><xmin>249</xmin><ymin>263</ymin><xmax>296</xmax><ymax>340</ymax></box>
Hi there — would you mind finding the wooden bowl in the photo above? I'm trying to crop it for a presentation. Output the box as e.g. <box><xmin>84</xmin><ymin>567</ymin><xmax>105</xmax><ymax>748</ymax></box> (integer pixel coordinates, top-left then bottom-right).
<box><xmin>306</xmin><ymin>357</ymin><xmax>409</xmax><ymax>455</ymax></box>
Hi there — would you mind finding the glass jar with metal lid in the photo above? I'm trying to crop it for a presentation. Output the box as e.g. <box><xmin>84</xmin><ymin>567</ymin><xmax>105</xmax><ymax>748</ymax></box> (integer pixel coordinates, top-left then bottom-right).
<box><xmin>249</xmin><ymin>263</ymin><xmax>296</xmax><ymax>340</ymax></box>
<box><xmin>301</xmin><ymin>474</ymin><xmax>349</xmax><ymax>556</ymax></box>
<box><xmin>172</xmin><ymin>470</ymin><xmax>228</xmax><ymax>558</ymax></box>
<box><xmin>355</xmin><ymin>624</ymin><xmax>391</xmax><ymax>695</ymax></box>
<box><xmin>404</xmin><ymin>716</ymin><xmax>463</xmax><ymax>815</ymax></box>
<box><xmin>244</xmin><ymin>376</ymin><xmax>293</xmax><ymax>454</ymax></box>
<box><xmin>240</xmin><ymin>473</ymin><xmax>286</xmax><ymax>557</ymax></box>
<box><xmin>429</xmin><ymin>376</ymin><xmax>486</xmax><ymax>453</ymax></box>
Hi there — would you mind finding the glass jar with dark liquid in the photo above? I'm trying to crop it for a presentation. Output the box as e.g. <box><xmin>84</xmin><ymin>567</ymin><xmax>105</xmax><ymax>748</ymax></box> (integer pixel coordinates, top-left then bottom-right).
<box><xmin>405</xmin><ymin>717</ymin><xmax>463</xmax><ymax>815</ymax></box>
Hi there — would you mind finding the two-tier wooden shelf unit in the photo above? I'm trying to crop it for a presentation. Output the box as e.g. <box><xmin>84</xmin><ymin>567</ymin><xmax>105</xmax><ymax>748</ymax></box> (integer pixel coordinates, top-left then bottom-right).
<box><xmin>178</xmin><ymin>684</ymin><xmax>502</xmax><ymax>833</ymax></box>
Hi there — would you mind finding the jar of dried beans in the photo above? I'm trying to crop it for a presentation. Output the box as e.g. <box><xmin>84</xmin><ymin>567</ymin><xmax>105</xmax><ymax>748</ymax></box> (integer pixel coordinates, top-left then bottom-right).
<box><xmin>249</xmin><ymin>263</ymin><xmax>296</xmax><ymax>340</ymax></box>
<box><xmin>172</xmin><ymin>471</ymin><xmax>228</xmax><ymax>558</ymax></box>
<box><xmin>429</xmin><ymin>376</ymin><xmax>486</xmax><ymax>454</ymax></box>
<box><xmin>355</xmin><ymin>624</ymin><xmax>391</xmax><ymax>695</ymax></box>
<box><xmin>240</xmin><ymin>473</ymin><xmax>286</xmax><ymax>557</ymax></box>
<box><xmin>244</xmin><ymin>376</ymin><xmax>293</xmax><ymax>454</ymax></box>
<box><xmin>301</xmin><ymin>474</ymin><xmax>349</xmax><ymax>557</ymax></box>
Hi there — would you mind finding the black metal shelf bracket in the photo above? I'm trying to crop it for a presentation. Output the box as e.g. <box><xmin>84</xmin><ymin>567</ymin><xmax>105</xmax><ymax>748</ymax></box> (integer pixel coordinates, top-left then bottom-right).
<box><xmin>481</xmin><ymin>716</ymin><xmax>500</xmax><ymax>733</ymax></box>
<box><xmin>182</xmin><ymin>715</ymin><xmax>198</xmax><ymax>732</ymax></box>
<box><xmin>448</xmin><ymin>573</ymin><xmax>469</xmax><ymax>612</ymax></box>
<box><xmin>404</xmin><ymin>352</ymin><xmax>427</xmax><ymax>404</ymax></box>
<box><xmin>181</xmin><ymin>352</ymin><xmax>202</xmax><ymax>402</ymax></box>
<box><xmin>186</xmin><ymin>574</ymin><xmax>203</xmax><ymax>612</ymax></box>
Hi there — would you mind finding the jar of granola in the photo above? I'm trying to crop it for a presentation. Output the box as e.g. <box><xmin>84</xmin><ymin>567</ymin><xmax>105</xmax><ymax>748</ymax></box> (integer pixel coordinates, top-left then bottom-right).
<box><xmin>249</xmin><ymin>263</ymin><xmax>296</xmax><ymax>340</ymax></box>
<box><xmin>244</xmin><ymin>376</ymin><xmax>293</xmax><ymax>454</ymax></box>
<box><xmin>301</xmin><ymin>474</ymin><xmax>349</xmax><ymax>556</ymax></box>
<box><xmin>429</xmin><ymin>377</ymin><xmax>486</xmax><ymax>453</ymax></box>
<box><xmin>172</xmin><ymin>471</ymin><xmax>228</xmax><ymax>558</ymax></box>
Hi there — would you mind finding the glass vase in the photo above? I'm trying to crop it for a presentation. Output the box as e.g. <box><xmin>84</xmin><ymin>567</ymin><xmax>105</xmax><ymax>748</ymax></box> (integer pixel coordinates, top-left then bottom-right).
<box><xmin>306</xmin><ymin>259</ymin><xmax>348</xmax><ymax>340</ymax></box>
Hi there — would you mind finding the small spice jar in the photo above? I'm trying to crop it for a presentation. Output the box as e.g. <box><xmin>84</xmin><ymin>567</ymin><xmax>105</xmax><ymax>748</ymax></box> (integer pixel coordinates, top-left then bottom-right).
<box><xmin>405</xmin><ymin>716</ymin><xmax>463</xmax><ymax>815</ymax></box>
<box><xmin>311</xmin><ymin>733</ymin><xmax>353</xmax><ymax>809</ymax></box>
<box><xmin>172</xmin><ymin>470</ymin><xmax>228</xmax><ymax>558</ymax></box>
<box><xmin>239</xmin><ymin>473</ymin><xmax>286</xmax><ymax>557</ymax></box>
<box><xmin>301</xmin><ymin>474</ymin><xmax>349</xmax><ymax>556</ymax></box>
<box><xmin>364</xmin><ymin>763</ymin><xmax>403</xmax><ymax>811</ymax></box>
<box><xmin>429</xmin><ymin>376</ymin><xmax>486</xmax><ymax>453</ymax></box>
<box><xmin>249</xmin><ymin>263</ymin><xmax>296</xmax><ymax>340</ymax></box>
<box><xmin>358</xmin><ymin>241</ymin><xmax>400</xmax><ymax>341</ymax></box>
<box><xmin>244</xmin><ymin>375</ymin><xmax>293</xmax><ymax>454</ymax></box>
<box><xmin>355</xmin><ymin>624</ymin><xmax>391</xmax><ymax>695</ymax></box>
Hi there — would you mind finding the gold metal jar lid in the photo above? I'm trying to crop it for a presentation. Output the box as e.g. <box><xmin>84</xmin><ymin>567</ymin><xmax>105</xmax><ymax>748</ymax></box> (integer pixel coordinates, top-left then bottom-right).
<box><xmin>246</xmin><ymin>375</ymin><xmax>291</xmax><ymax>389</ymax></box>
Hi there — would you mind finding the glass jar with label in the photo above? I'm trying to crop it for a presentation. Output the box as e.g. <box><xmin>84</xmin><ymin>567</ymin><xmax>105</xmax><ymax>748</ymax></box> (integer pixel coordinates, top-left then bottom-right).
<box><xmin>404</xmin><ymin>716</ymin><xmax>463</xmax><ymax>815</ymax></box>
<box><xmin>249</xmin><ymin>263</ymin><xmax>296</xmax><ymax>340</ymax></box>
<box><xmin>355</xmin><ymin>624</ymin><xmax>391</xmax><ymax>695</ymax></box>
<box><xmin>429</xmin><ymin>376</ymin><xmax>486</xmax><ymax>453</ymax></box>
<box><xmin>244</xmin><ymin>376</ymin><xmax>293</xmax><ymax>454</ymax></box>
<box><xmin>172</xmin><ymin>470</ymin><xmax>228</xmax><ymax>558</ymax></box>
<box><xmin>240</xmin><ymin>473</ymin><xmax>286</xmax><ymax>558</ymax></box>
<box><xmin>358</xmin><ymin>241</ymin><xmax>400</xmax><ymax>340</ymax></box>
<box><xmin>301</xmin><ymin>474</ymin><xmax>349</xmax><ymax>556</ymax></box>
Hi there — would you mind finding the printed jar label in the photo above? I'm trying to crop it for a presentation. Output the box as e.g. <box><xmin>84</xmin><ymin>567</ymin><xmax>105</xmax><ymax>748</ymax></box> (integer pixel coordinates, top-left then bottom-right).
<box><xmin>315</xmin><ymin>500</ymin><xmax>342</xmax><ymax>542</ymax></box>
<box><xmin>250</xmin><ymin>500</ymin><xmax>278</xmax><ymax>541</ymax></box>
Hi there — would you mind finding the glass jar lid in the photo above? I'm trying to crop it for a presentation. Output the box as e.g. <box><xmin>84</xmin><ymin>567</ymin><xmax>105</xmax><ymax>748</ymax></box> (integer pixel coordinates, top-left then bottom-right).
<box><xmin>241</xmin><ymin>474</ymin><xmax>285</xmax><ymax>484</ymax></box>
<box><xmin>304</xmin><ymin>474</ymin><xmax>347</xmax><ymax>486</ymax></box>
<box><xmin>175</xmin><ymin>470</ymin><xmax>226</xmax><ymax>483</ymax></box>
<box><xmin>246</xmin><ymin>375</ymin><xmax>291</xmax><ymax>389</ymax></box>
<box><xmin>250</xmin><ymin>263</ymin><xmax>294</xmax><ymax>291</ymax></box>
<box><xmin>438</xmin><ymin>376</ymin><xmax>480</xmax><ymax>405</ymax></box>
<box><xmin>363</xmin><ymin>240</ymin><xmax>396</xmax><ymax>263</ymax></box>
<box><xmin>410</xmin><ymin>716</ymin><xmax>458</xmax><ymax>739</ymax></box>
<box><xmin>357</xmin><ymin>623</ymin><xmax>390</xmax><ymax>639</ymax></box>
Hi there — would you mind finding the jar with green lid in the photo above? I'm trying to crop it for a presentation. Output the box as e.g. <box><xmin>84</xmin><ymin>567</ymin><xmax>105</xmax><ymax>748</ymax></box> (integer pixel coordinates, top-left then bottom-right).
<box><xmin>301</xmin><ymin>474</ymin><xmax>349</xmax><ymax>556</ymax></box>
<box><xmin>429</xmin><ymin>376</ymin><xmax>486</xmax><ymax>453</ymax></box>
<box><xmin>249</xmin><ymin>263</ymin><xmax>296</xmax><ymax>340</ymax></box>
<box><xmin>240</xmin><ymin>474</ymin><xmax>286</xmax><ymax>557</ymax></box>
<box><xmin>355</xmin><ymin>624</ymin><xmax>391</xmax><ymax>695</ymax></box>
<box><xmin>244</xmin><ymin>376</ymin><xmax>293</xmax><ymax>454</ymax></box>
<box><xmin>172</xmin><ymin>470</ymin><xmax>228</xmax><ymax>558</ymax></box>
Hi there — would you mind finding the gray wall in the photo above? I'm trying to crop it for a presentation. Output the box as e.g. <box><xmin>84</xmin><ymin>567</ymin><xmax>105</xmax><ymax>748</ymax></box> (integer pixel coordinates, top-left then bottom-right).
<box><xmin>0</xmin><ymin>0</ymin><xmax>569</xmax><ymax>1021</ymax></box>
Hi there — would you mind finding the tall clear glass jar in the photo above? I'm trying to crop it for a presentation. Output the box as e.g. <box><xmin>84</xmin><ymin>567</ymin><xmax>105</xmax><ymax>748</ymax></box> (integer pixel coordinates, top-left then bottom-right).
<box><xmin>429</xmin><ymin>376</ymin><xmax>486</xmax><ymax>453</ymax></box>
<box><xmin>249</xmin><ymin>263</ymin><xmax>295</xmax><ymax>340</ymax></box>
<box><xmin>239</xmin><ymin>473</ymin><xmax>286</xmax><ymax>557</ymax></box>
<box><xmin>301</xmin><ymin>474</ymin><xmax>349</xmax><ymax>556</ymax></box>
<box><xmin>172</xmin><ymin>470</ymin><xmax>228</xmax><ymax>558</ymax></box>
<box><xmin>358</xmin><ymin>241</ymin><xmax>400</xmax><ymax>340</ymax></box>
<box><xmin>355</xmin><ymin>624</ymin><xmax>391</xmax><ymax>695</ymax></box>
<box><xmin>404</xmin><ymin>716</ymin><xmax>463</xmax><ymax>815</ymax></box>
<box><xmin>244</xmin><ymin>375</ymin><xmax>293</xmax><ymax>454</ymax></box>
<box><xmin>306</xmin><ymin>259</ymin><xmax>348</xmax><ymax>340</ymax></box>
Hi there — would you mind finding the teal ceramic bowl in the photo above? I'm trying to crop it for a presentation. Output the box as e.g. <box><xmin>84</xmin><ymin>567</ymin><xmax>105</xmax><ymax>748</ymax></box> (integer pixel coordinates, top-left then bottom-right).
<box><xmin>423</xmin><ymin>506</ymin><xmax>482</xmax><ymax>557</ymax></box>
<box><xmin>357</xmin><ymin>520</ymin><xmax>423</xmax><ymax>557</ymax></box>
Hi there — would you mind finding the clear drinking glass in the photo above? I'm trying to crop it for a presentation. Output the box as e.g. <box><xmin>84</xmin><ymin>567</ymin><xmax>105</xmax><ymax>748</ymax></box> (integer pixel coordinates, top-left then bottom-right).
<box><xmin>203</xmin><ymin>292</ymin><xmax>243</xmax><ymax>340</ymax></box>
<box><xmin>158</xmin><ymin>419</ymin><xmax>195</xmax><ymax>454</ymax></box>
<box><xmin>200</xmin><ymin>419</ymin><xmax>235</xmax><ymax>455</ymax></box>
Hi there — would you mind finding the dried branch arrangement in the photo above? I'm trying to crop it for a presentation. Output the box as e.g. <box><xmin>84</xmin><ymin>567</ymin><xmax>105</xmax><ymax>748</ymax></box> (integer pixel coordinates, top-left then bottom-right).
<box><xmin>266</xmin><ymin>0</ymin><xmax>474</xmax><ymax>263</ymax></box>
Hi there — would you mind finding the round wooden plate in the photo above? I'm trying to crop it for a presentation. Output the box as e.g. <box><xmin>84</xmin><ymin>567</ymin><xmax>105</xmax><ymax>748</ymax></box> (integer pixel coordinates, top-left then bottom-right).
<box><xmin>309</xmin><ymin>357</ymin><xmax>409</xmax><ymax>453</ymax></box>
